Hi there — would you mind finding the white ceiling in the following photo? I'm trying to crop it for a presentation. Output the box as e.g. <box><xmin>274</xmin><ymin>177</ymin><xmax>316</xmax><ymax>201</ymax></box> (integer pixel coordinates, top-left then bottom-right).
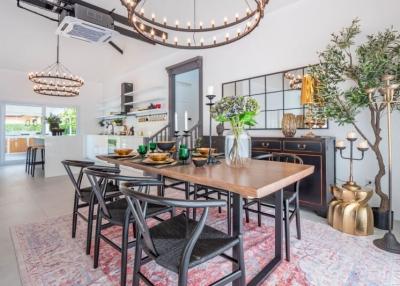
<box><xmin>0</xmin><ymin>0</ymin><xmax>300</xmax><ymax>83</ymax></box>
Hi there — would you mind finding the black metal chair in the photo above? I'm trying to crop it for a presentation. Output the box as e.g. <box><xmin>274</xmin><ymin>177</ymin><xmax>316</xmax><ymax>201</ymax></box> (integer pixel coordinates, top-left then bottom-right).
<box><xmin>62</xmin><ymin>161</ymin><xmax>121</xmax><ymax>255</ymax></box>
<box><xmin>243</xmin><ymin>153</ymin><xmax>303</xmax><ymax>261</ymax></box>
<box><xmin>84</xmin><ymin>169</ymin><xmax>173</xmax><ymax>286</ymax></box>
<box><xmin>121</xmin><ymin>187</ymin><xmax>245</xmax><ymax>286</ymax></box>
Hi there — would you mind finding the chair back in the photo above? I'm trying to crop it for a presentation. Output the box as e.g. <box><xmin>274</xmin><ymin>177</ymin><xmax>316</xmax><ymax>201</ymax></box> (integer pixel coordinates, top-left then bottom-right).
<box><xmin>62</xmin><ymin>160</ymin><xmax>95</xmax><ymax>197</ymax></box>
<box><xmin>255</xmin><ymin>153</ymin><xmax>303</xmax><ymax>164</ymax></box>
<box><xmin>121</xmin><ymin>186</ymin><xmax>226</xmax><ymax>258</ymax></box>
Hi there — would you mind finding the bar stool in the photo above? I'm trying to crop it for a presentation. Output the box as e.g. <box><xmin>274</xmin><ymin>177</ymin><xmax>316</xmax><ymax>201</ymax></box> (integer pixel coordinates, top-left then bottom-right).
<box><xmin>27</xmin><ymin>145</ymin><xmax>45</xmax><ymax>177</ymax></box>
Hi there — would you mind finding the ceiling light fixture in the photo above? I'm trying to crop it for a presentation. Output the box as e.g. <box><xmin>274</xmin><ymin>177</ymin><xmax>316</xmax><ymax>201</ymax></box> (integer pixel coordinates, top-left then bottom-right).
<box><xmin>28</xmin><ymin>36</ymin><xmax>84</xmax><ymax>97</ymax></box>
<box><xmin>120</xmin><ymin>0</ymin><xmax>269</xmax><ymax>49</ymax></box>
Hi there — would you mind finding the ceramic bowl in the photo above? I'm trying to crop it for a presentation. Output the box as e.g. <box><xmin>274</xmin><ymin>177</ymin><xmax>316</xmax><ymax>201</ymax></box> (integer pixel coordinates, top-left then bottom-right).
<box><xmin>157</xmin><ymin>141</ymin><xmax>176</xmax><ymax>152</ymax></box>
<box><xmin>148</xmin><ymin>152</ymin><xmax>169</xmax><ymax>162</ymax></box>
<box><xmin>114</xmin><ymin>148</ymin><xmax>133</xmax><ymax>156</ymax></box>
<box><xmin>192</xmin><ymin>157</ymin><xmax>208</xmax><ymax>167</ymax></box>
<box><xmin>197</xmin><ymin>147</ymin><xmax>216</xmax><ymax>156</ymax></box>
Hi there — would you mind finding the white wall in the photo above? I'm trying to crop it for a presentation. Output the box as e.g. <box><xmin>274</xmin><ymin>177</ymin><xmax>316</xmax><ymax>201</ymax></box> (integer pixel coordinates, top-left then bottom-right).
<box><xmin>102</xmin><ymin>0</ymin><xmax>400</xmax><ymax>218</ymax></box>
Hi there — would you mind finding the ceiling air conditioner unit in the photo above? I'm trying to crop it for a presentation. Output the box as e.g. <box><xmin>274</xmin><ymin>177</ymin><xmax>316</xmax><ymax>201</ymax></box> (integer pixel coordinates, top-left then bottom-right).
<box><xmin>56</xmin><ymin>4</ymin><xmax>118</xmax><ymax>44</ymax></box>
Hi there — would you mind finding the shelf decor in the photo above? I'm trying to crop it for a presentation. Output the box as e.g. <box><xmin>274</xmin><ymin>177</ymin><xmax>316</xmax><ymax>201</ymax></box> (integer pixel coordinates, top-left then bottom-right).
<box><xmin>309</xmin><ymin>19</ymin><xmax>400</xmax><ymax>232</ymax></box>
<box><xmin>120</xmin><ymin>0</ymin><xmax>268</xmax><ymax>50</ymax></box>
<box><xmin>28</xmin><ymin>36</ymin><xmax>84</xmax><ymax>97</ymax></box>
<box><xmin>328</xmin><ymin>132</ymin><xmax>373</xmax><ymax>236</ymax></box>
<box><xmin>211</xmin><ymin>95</ymin><xmax>259</xmax><ymax>167</ymax></box>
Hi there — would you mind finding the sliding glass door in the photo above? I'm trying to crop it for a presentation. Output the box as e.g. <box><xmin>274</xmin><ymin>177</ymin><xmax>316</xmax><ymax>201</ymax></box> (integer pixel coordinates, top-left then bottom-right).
<box><xmin>3</xmin><ymin>104</ymin><xmax>43</xmax><ymax>163</ymax></box>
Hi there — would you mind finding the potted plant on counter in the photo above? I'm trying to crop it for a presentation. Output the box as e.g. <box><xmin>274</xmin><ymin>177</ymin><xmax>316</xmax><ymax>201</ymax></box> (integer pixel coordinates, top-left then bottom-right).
<box><xmin>310</xmin><ymin>19</ymin><xmax>400</xmax><ymax>229</ymax></box>
<box><xmin>211</xmin><ymin>95</ymin><xmax>259</xmax><ymax>167</ymax></box>
<box><xmin>45</xmin><ymin>113</ymin><xmax>63</xmax><ymax>136</ymax></box>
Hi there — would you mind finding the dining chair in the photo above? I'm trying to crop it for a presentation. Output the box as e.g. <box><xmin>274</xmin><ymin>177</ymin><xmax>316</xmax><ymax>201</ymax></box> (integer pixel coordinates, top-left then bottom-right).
<box><xmin>84</xmin><ymin>168</ymin><xmax>173</xmax><ymax>286</ymax></box>
<box><xmin>121</xmin><ymin>186</ymin><xmax>245</xmax><ymax>286</ymax></box>
<box><xmin>62</xmin><ymin>161</ymin><xmax>120</xmax><ymax>254</ymax></box>
<box><xmin>243</xmin><ymin>153</ymin><xmax>302</xmax><ymax>261</ymax></box>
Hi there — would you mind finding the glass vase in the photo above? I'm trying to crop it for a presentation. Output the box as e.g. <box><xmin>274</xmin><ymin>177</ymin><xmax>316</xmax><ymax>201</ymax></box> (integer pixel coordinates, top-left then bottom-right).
<box><xmin>225</xmin><ymin>129</ymin><xmax>252</xmax><ymax>168</ymax></box>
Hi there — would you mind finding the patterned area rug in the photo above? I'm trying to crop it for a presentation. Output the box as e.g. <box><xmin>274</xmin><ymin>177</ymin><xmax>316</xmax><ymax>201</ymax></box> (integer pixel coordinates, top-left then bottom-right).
<box><xmin>10</xmin><ymin>209</ymin><xmax>400</xmax><ymax>286</ymax></box>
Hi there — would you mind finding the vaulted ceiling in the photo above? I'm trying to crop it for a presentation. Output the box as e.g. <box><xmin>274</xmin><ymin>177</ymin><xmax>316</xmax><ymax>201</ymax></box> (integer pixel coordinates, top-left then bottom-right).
<box><xmin>0</xmin><ymin>0</ymin><xmax>300</xmax><ymax>83</ymax></box>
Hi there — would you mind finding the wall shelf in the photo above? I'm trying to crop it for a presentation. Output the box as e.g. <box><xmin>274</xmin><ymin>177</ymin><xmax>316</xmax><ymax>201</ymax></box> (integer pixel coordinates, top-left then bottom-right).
<box><xmin>96</xmin><ymin>114</ymin><xmax>127</xmax><ymax>120</ymax></box>
<box><xmin>124</xmin><ymin>97</ymin><xmax>165</xmax><ymax>106</ymax></box>
<box><xmin>127</xmin><ymin>109</ymin><xmax>167</xmax><ymax>117</ymax></box>
<box><xmin>123</xmin><ymin>86</ymin><xmax>165</xmax><ymax>97</ymax></box>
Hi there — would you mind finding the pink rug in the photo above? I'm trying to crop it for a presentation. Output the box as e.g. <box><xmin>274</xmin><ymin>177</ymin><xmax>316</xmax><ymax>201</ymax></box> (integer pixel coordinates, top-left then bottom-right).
<box><xmin>10</xmin><ymin>209</ymin><xmax>400</xmax><ymax>286</ymax></box>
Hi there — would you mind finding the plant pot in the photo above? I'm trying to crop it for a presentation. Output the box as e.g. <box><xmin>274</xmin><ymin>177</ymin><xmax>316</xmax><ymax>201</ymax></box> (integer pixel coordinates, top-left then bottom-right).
<box><xmin>372</xmin><ymin>207</ymin><xmax>394</xmax><ymax>230</ymax></box>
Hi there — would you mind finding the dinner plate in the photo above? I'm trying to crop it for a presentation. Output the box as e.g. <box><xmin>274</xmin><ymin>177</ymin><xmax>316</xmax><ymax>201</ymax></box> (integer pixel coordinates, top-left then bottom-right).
<box><xmin>192</xmin><ymin>152</ymin><xmax>224</xmax><ymax>158</ymax></box>
<box><xmin>107</xmin><ymin>153</ymin><xmax>138</xmax><ymax>159</ymax></box>
<box><xmin>142</xmin><ymin>158</ymin><xmax>175</xmax><ymax>165</ymax></box>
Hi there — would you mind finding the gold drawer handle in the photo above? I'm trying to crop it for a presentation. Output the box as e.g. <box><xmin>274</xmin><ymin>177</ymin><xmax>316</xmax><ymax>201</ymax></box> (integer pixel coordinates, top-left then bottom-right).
<box><xmin>297</xmin><ymin>144</ymin><xmax>307</xmax><ymax>150</ymax></box>
<box><xmin>261</xmin><ymin>142</ymin><xmax>270</xmax><ymax>147</ymax></box>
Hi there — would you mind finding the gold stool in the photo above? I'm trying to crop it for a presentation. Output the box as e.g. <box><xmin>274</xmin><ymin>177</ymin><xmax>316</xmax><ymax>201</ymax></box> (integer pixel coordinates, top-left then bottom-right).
<box><xmin>328</xmin><ymin>185</ymin><xmax>374</xmax><ymax>236</ymax></box>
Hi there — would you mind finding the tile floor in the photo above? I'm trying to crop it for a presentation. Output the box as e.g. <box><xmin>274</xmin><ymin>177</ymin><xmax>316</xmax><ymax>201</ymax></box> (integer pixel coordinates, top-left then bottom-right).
<box><xmin>0</xmin><ymin>164</ymin><xmax>399</xmax><ymax>286</ymax></box>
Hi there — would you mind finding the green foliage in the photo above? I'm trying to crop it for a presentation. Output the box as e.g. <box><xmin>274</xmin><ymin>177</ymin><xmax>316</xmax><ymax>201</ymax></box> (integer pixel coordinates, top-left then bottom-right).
<box><xmin>211</xmin><ymin>96</ymin><xmax>260</xmax><ymax>129</ymax></box>
<box><xmin>58</xmin><ymin>108</ymin><xmax>77</xmax><ymax>135</ymax></box>
<box><xmin>310</xmin><ymin>18</ymin><xmax>400</xmax><ymax>125</ymax></box>
<box><xmin>5</xmin><ymin>123</ymin><xmax>41</xmax><ymax>134</ymax></box>
<box><xmin>45</xmin><ymin>113</ymin><xmax>62</xmax><ymax>125</ymax></box>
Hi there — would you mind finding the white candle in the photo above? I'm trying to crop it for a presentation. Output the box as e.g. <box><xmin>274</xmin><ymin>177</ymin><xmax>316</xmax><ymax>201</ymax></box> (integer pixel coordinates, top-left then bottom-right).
<box><xmin>174</xmin><ymin>112</ymin><xmax>178</xmax><ymax>131</ymax></box>
<box><xmin>346</xmin><ymin>131</ymin><xmax>357</xmax><ymax>140</ymax></box>
<box><xmin>207</xmin><ymin>85</ymin><xmax>215</xmax><ymax>95</ymax></box>
<box><xmin>335</xmin><ymin>140</ymin><xmax>345</xmax><ymax>148</ymax></box>
<box><xmin>184</xmin><ymin>111</ymin><xmax>188</xmax><ymax>131</ymax></box>
<box><xmin>358</xmin><ymin>140</ymin><xmax>369</xmax><ymax>149</ymax></box>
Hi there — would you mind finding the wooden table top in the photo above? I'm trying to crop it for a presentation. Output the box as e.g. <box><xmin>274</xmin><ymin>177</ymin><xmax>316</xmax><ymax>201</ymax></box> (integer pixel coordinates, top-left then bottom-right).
<box><xmin>97</xmin><ymin>156</ymin><xmax>314</xmax><ymax>199</ymax></box>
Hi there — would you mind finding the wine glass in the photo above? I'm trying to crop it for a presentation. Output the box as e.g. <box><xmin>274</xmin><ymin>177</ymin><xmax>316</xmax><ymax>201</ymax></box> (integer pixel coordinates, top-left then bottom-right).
<box><xmin>137</xmin><ymin>144</ymin><xmax>148</xmax><ymax>159</ymax></box>
<box><xmin>178</xmin><ymin>147</ymin><xmax>190</xmax><ymax>165</ymax></box>
<box><xmin>149</xmin><ymin>142</ymin><xmax>157</xmax><ymax>153</ymax></box>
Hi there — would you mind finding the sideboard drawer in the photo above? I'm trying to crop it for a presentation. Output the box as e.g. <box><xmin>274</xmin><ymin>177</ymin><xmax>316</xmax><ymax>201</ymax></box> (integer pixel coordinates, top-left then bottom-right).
<box><xmin>283</xmin><ymin>141</ymin><xmax>322</xmax><ymax>153</ymax></box>
<box><xmin>252</xmin><ymin>139</ymin><xmax>281</xmax><ymax>151</ymax></box>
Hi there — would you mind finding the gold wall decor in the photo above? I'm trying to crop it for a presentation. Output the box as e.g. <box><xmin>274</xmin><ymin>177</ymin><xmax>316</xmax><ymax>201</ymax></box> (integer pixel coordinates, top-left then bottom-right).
<box><xmin>328</xmin><ymin>186</ymin><xmax>374</xmax><ymax>236</ymax></box>
<box><xmin>281</xmin><ymin>113</ymin><xmax>297</xmax><ymax>137</ymax></box>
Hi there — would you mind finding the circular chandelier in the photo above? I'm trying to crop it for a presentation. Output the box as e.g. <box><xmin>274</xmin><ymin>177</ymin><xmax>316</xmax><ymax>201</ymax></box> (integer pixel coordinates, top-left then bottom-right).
<box><xmin>120</xmin><ymin>0</ymin><xmax>269</xmax><ymax>49</ymax></box>
<box><xmin>28</xmin><ymin>36</ymin><xmax>84</xmax><ymax>97</ymax></box>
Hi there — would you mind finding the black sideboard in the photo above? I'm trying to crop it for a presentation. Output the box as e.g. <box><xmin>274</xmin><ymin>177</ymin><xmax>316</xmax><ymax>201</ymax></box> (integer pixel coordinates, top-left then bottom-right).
<box><xmin>202</xmin><ymin>136</ymin><xmax>336</xmax><ymax>215</ymax></box>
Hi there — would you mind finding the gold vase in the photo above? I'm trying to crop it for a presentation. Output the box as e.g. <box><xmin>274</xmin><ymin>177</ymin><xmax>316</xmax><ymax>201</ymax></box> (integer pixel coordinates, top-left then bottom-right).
<box><xmin>328</xmin><ymin>185</ymin><xmax>374</xmax><ymax>236</ymax></box>
<box><xmin>281</xmin><ymin>113</ymin><xmax>297</xmax><ymax>137</ymax></box>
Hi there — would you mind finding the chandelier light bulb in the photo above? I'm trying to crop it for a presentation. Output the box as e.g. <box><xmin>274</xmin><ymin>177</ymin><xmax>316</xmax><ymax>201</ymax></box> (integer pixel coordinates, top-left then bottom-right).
<box><xmin>237</xmin><ymin>28</ymin><xmax>241</xmax><ymax>36</ymax></box>
<box><xmin>163</xmin><ymin>17</ymin><xmax>167</xmax><ymax>25</ymax></box>
<box><xmin>174</xmin><ymin>37</ymin><xmax>178</xmax><ymax>45</ymax></box>
<box><xmin>224</xmin><ymin>17</ymin><xmax>228</xmax><ymax>25</ymax></box>
<box><xmin>225</xmin><ymin>33</ymin><xmax>230</xmax><ymax>41</ymax></box>
<box><xmin>200</xmin><ymin>38</ymin><xmax>204</xmax><ymax>46</ymax></box>
<box><xmin>175</xmin><ymin>20</ymin><xmax>179</xmax><ymax>27</ymax></box>
<box><xmin>140</xmin><ymin>8</ymin><xmax>144</xmax><ymax>15</ymax></box>
<box><xmin>187</xmin><ymin>21</ymin><xmax>191</xmax><ymax>29</ymax></box>
<box><xmin>235</xmin><ymin>13</ymin><xmax>239</xmax><ymax>21</ymax></box>
<box><xmin>151</xmin><ymin>13</ymin><xmax>155</xmax><ymax>21</ymax></box>
<box><xmin>213</xmin><ymin>36</ymin><xmax>217</xmax><ymax>44</ymax></box>
<box><xmin>246</xmin><ymin>8</ymin><xmax>251</xmax><ymax>15</ymax></box>
<box><xmin>199</xmin><ymin>21</ymin><xmax>203</xmax><ymax>29</ymax></box>
<box><xmin>211</xmin><ymin>20</ymin><xmax>215</xmax><ymax>28</ymax></box>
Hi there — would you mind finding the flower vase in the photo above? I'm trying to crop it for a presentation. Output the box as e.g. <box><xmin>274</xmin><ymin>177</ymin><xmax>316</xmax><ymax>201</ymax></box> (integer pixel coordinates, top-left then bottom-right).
<box><xmin>225</xmin><ymin>129</ymin><xmax>251</xmax><ymax>167</ymax></box>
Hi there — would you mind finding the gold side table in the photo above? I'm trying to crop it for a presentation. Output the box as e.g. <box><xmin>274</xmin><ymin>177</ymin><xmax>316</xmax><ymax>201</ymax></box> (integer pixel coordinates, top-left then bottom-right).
<box><xmin>328</xmin><ymin>185</ymin><xmax>374</xmax><ymax>236</ymax></box>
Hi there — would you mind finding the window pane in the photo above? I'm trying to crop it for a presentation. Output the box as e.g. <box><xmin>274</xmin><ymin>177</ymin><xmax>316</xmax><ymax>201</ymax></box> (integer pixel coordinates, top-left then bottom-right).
<box><xmin>267</xmin><ymin>73</ymin><xmax>283</xmax><ymax>92</ymax></box>
<box><xmin>250</xmin><ymin>111</ymin><xmax>266</xmax><ymax>129</ymax></box>
<box><xmin>45</xmin><ymin>107</ymin><xmax>77</xmax><ymax>136</ymax></box>
<box><xmin>266</xmin><ymin>92</ymin><xmax>283</xmax><ymax>110</ymax></box>
<box><xmin>250</xmin><ymin>76</ymin><xmax>265</xmax><ymax>95</ymax></box>
<box><xmin>236</xmin><ymin>80</ymin><xmax>249</xmax><ymax>96</ymax></box>
<box><xmin>251</xmin><ymin>93</ymin><xmax>265</xmax><ymax>111</ymax></box>
<box><xmin>285</xmin><ymin>90</ymin><xmax>301</xmax><ymax>109</ymax></box>
<box><xmin>223</xmin><ymin>83</ymin><xmax>235</xmax><ymax>97</ymax></box>
<box><xmin>267</xmin><ymin>110</ymin><xmax>283</xmax><ymax>129</ymax></box>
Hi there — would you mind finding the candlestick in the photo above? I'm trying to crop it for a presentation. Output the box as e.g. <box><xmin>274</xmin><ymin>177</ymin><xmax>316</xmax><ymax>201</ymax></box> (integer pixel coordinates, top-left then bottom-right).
<box><xmin>335</xmin><ymin>140</ymin><xmax>345</xmax><ymax>149</ymax></box>
<box><xmin>346</xmin><ymin>131</ymin><xmax>357</xmax><ymax>140</ymax></box>
<box><xmin>206</xmin><ymin>93</ymin><xmax>218</xmax><ymax>165</ymax></box>
<box><xmin>357</xmin><ymin>140</ymin><xmax>369</xmax><ymax>151</ymax></box>
<box><xmin>184</xmin><ymin>111</ymin><xmax>188</xmax><ymax>131</ymax></box>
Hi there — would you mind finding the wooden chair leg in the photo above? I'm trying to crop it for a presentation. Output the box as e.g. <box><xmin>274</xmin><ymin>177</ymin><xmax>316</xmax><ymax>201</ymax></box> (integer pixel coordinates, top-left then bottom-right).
<box><xmin>284</xmin><ymin>199</ymin><xmax>291</xmax><ymax>262</ymax></box>
<box><xmin>93</xmin><ymin>212</ymin><xmax>102</xmax><ymax>268</ymax></box>
<box><xmin>243</xmin><ymin>198</ymin><xmax>250</xmax><ymax>223</ymax></box>
<box><xmin>257</xmin><ymin>200</ymin><xmax>262</xmax><ymax>227</ymax></box>
<box><xmin>120</xmin><ymin>213</ymin><xmax>130</xmax><ymax>286</ymax></box>
<box><xmin>132</xmin><ymin>235</ymin><xmax>142</xmax><ymax>286</ymax></box>
<box><xmin>72</xmin><ymin>194</ymin><xmax>79</xmax><ymax>238</ymax></box>
<box><xmin>86</xmin><ymin>194</ymin><xmax>96</xmax><ymax>255</ymax></box>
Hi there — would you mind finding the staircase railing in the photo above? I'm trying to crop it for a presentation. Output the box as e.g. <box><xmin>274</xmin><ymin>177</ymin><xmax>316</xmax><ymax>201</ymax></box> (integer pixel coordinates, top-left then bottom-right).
<box><xmin>181</xmin><ymin>123</ymin><xmax>201</xmax><ymax>150</ymax></box>
<box><xmin>144</xmin><ymin>125</ymin><xmax>171</xmax><ymax>144</ymax></box>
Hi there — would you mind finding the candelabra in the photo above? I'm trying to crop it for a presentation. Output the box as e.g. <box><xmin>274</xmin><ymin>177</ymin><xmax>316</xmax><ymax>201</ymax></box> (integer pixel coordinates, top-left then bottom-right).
<box><xmin>367</xmin><ymin>74</ymin><xmax>400</xmax><ymax>254</ymax></box>
<box><xmin>335</xmin><ymin>132</ymin><xmax>369</xmax><ymax>191</ymax></box>
<box><xmin>173</xmin><ymin>130</ymin><xmax>180</xmax><ymax>160</ymax></box>
<box><xmin>206</xmin><ymin>94</ymin><xmax>218</xmax><ymax>164</ymax></box>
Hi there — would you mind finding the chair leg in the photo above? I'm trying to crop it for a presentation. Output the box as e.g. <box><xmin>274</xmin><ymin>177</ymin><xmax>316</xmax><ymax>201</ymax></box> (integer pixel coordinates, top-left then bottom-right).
<box><xmin>132</xmin><ymin>234</ymin><xmax>143</xmax><ymax>286</ymax></box>
<box><xmin>284</xmin><ymin>199</ymin><xmax>291</xmax><ymax>262</ymax></box>
<box><xmin>31</xmin><ymin>149</ymin><xmax>36</xmax><ymax>177</ymax></box>
<box><xmin>257</xmin><ymin>200</ymin><xmax>262</xmax><ymax>227</ymax></box>
<box><xmin>25</xmin><ymin>147</ymin><xmax>30</xmax><ymax>172</ymax></box>
<box><xmin>243</xmin><ymin>198</ymin><xmax>250</xmax><ymax>223</ymax></box>
<box><xmin>217</xmin><ymin>192</ymin><xmax>222</xmax><ymax>213</ymax></box>
<box><xmin>193</xmin><ymin>185</ymin><xmax>197</xmax><ymax>220</ymax></box>
<box><xmin>178</xmin><ymin>269</ymin><xmax>189</xmax><ymax>286</ymax></box>
<box><xmin>93</xmin><ymin>212</ymin><xmax>102</xmax><ymax>268</ymax></box>
<box><xmin>120</xmin><ymin>213</ymin><xmax>130</xmax><ymax>286</ymax></box>
<box><xmin>185</xmin><ymin>182</ymin><xmax>190</xmax><ymax>218</ymax></box>
<box><xmin>72</xmin><ymin>194</ymin><xmax>79</xmax><ymax>238</ymax></box>
<box><xmin>237</xmin><ymin>235</ymin><xmax>246</xmax><ymax>285</ymax></box>
<box><xmin>41</xmin><ymin>149</ymin><xmax>45</xmax><ymax>170</ymax></box>
<box><xmin>227</xmin><ymin>192</ymin><xmax>232</xmax><ymax>235</ymax></box>
<box><xmin>86</xmin><ymin>193</ymin><xmax>96</xmax><ymax>255</ymax></box>
<box><xmin>295</xmin><ymin>192</ymin><xmax>301</xmax><ymax>240</ymax></box>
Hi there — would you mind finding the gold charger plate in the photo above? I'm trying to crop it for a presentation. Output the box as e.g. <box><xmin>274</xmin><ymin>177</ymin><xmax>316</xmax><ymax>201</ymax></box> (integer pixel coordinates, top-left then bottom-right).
<box><xmin>142</xmin><ymin>157</ymin><xmax>175</xmax><ymax>165</ymax></box>
<box><xmin>107</xmin><ymin>153</ymin><xmax>138</xmax><ymax>159</ymax></box>
<box><xmin>192</xmin><ymin>152</ymin><xmax>224</xmax><ymax>158</ymax></box>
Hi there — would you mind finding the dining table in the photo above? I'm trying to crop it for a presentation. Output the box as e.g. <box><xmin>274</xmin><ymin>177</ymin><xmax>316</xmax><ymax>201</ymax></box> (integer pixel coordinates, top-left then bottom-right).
<box><xmin>97</xmin><ymin>155</ymin><xmax>314</xmax><ymax>286</ymax></box>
